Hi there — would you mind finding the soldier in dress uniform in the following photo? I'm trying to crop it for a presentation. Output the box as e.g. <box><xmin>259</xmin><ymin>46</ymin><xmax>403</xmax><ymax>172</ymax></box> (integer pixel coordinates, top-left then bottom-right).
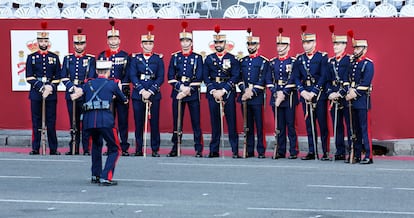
<box><xmin>325</xmin><ymin>25</ymin><xmax>352</xmax><ymax>161</ymax></box>
<box><xmin>293</xmin><ymin>25</ymin><xmax>330</xmax><ymax>161</ymax></box>
<box><xmin>97</xmin><ymin>20</ymin><xmax>131</xmax><ymax>156</ymax></box>
<box><xmin>128</xmin><ymin>24</ymin><xmax>165</xmax><ymax>157</ymax></box>
<box><xmin>203</xmin><ymin>25</ymin><xmax>240</xmax><ymax>158</ymax></box>
<box><xmin>61</xmin><ymin>28</ymin><xmax>96</xmax><ymax>155</ymax></box>
<box><xmin>266</xmin><ymin>28</ymin><xmax>299</xmax><ymax>159</ymax></box>
<box><xmin>71</xmin><ymin>60</ymin><xmax>128</xmax><ymax>186</ymax></box>
<box><xmin>166</xmin><ymin>22</ymin><xmax>204</xmax><ymax>158</ymax></box>
<box><xmin>26</xmin><ymin>22</ymin><xmax>61</xmax><ymax>155</ymax></box>
<box><xmin>237</xmin><ymin>28</ymin><xmax>269</xmax><ymax>159</ymax></box>
<box><xmin>345</xmin><ymin>31</ymin><xmax>374</xmax><ymax>164</ymax></box>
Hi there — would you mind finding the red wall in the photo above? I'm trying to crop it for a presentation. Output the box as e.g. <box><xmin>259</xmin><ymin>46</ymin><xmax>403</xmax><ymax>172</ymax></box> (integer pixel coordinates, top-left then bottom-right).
<box><xmin>1</xmin><ymin>18</ymin><xmax>414</xmax><ymax>140</ymax></box>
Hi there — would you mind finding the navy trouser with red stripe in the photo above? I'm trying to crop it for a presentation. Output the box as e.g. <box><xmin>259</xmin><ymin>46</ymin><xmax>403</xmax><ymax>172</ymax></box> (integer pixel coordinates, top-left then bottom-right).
<box><xmin>352</xmin><ymin>108</ymin><xmax>372</xmax><ymax>159</ymax></box>
<box><xmin>30</xmin><ymin>99</ymin><xmax>58</xmax><ymax>152</ymax></box>
<box><xmin>241</xmin><ymin>104</ymin><xmax>265</xmax><ymax>155</ymax></box>
<box><xmin>87</xmin><ymin>128</ymin><xmax>121</xmax><ymax>181</ymax></box>
<box><xmin>66</xmin><ymin>99</ymin><xmax>90</xmax><ymax>153</ymax></box>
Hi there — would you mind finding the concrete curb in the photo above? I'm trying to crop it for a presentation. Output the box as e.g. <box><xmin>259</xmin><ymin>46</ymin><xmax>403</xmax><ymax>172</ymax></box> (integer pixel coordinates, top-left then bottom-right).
<box><xmin>0</xmin><ymin>129</ymin><xmax>413</xmax><ymax>156</ymax></box>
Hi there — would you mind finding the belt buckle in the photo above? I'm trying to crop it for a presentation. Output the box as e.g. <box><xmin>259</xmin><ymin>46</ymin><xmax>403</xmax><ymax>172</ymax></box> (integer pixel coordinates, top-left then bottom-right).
<box><xmin>41</xmin><ymin>77</ymin><xmax>47</xmax><ymax>83</ymax></box>
<box><xmin>181</xmin><ymin>76</ymin><xmax>190</xmax><ymax>82</ymax></box>
<box><xmin>140</xmin><ymin>74</ymin><xmax>145</xmax><ymax>80</ymax></box>
<box><xmin>215</xmin><ymin>77</ymin><xmax>221</xmax><ymax>83</ymax></box>
<box><xmin>248</xmin><ymin>84</ymin><xmax>253</xmax><ymax>89</ymax></box>
<box><xmin>278</xmin><ymin>80</ymin><xmax>284</xmax><ymax>85</ymax></box>
<box><xmin>306</xmin><ymin>80</ymin><xmax>311</xmax><ymax>86</ymax></box>
<box><xmin>351</xmin><ymin>81</ymin><xmax>355</xmax><ymax>87</ymax></box>
<box><xmin>74</xmin><ymin>79</ymin><xmax>79</xmax><ymax>85</ymax></box>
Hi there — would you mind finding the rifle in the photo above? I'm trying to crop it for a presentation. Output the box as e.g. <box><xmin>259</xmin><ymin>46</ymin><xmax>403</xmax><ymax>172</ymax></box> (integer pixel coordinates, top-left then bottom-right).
<box><xmin>176</xmin><ymin>99</ymin><xmax>183</xmax><ymax>157</ymax></box>
<box><xmin>219</xmin><ymin>100</ymin><xmax>225</xmax><ymax>159</ymax></box>
<box><xmin>272</xmin><ymin>101</ymin><xmax>280</xmax><ymax>159</ymax></box>
<box><xmin>143</xmin><ymin>99</ymin><xmax>151</xmax><ymax>158</ymax></box>
<box><xmin>307</xmin><ymin>100</ymin><xmax>318</xmax><ymax>161</ymax></box>
<box><xmin>331</xmin><ymin>100</ymin><xmax>338</xmax><ymax>162</ymax></box>
<box><xmin>242</xmin><ymin>101</ymin><xmax>248</xmax><ymax>158</ymax></box>
<box><xmin>348</xmin><ymin>100</ymin><xmax>356</xmax><ymax>164</ymax></box>
<box><xmin>70</xmin><ymin>100</ymin><xmax>77</xmax><ymax>155</ymax></box>
<box><xmin>40</xmin><ymin>96</ymin><xmax>47</xmax><ymax>155</ymax></box>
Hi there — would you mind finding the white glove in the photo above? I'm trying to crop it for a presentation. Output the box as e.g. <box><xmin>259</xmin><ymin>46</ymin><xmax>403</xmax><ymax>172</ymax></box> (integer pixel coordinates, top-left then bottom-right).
<box><xmin>142</xmin><ymin>90</ymin><xmax>152</xmax><ymax>100</ymax></box>
<box><xmin>346</xmin><ymin>88</ymin><xmax>357</xmax><ymax>101</ymax></box>
<box><xmin>328</xmin><ymin>92</ymin><xmax>340</xmax><ymax>100</ymax></box>
<box><xmin>180</xmin><ymin>85</ymin><xmax>191</xmax><ymax>96</ymax></box>
<box><xmin>176</xmin><ymin>92</ymin><xmax>186</xmax><ymax>100</ymax></box>
<box><xmin>42</xmin><ymin>85</ymin><xmax>53</xmax><ymax>98</ymax></box>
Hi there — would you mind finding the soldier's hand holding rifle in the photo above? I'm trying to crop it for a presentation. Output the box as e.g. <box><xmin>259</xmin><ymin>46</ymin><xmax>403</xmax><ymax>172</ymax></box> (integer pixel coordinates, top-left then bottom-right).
<box><xmin>70</xmin><ymin>86</ymin><xmax>84</xmax><ymax>101</ymax></box>
<box><xmin>345</xmin><ymin>88</ymin><xmax>357</xmax><ymax>101</ymax></box>
<box><xmin>42</xmin><ymin>84</ymin><xmax>53</xmax><ymax>98</ymax></box>
<box><xmin>141</xmin><ymin>90</ymin><xmax>152</xmax><ymax>100</ymax></box>
<box><xmin>328</xmin><ymin>92</ymin><xmax>341</xmax><ymax>100</ymax></box>
<box><xmin>212</xmin><ymin>89</ymin><xmax>225</xmax><ymax>101</ymax></box>
<box><xmin>241</xmin><ymin>87</ymin><xmax>253</xmax><ymax>101</ymax></box>
<box><xmin>275</xmin><ymin>91</ymin><xmax>285</xmax><ymax>107</ymax></box>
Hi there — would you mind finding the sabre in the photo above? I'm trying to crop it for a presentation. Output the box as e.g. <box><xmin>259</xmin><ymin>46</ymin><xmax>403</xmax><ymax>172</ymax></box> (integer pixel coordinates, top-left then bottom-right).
<box><xmin>176</xmin><ymin>99</ymin><xmax>183</xmax><ymax>157</ymax></box>
<box><xmin>348</xmin><ymin>100</ymin><xmax>356</xmax><ymax>164</ymax></box>
<box><xmin>242</xmin><ymin>101</ymin><xmax>248</xmax><ymax>158</ymax></box>
<box><xmin>40</xmin><ymin>95</ymin><xmax>47</xmax><ymax>155</ymax></box>
<box><xmin>307</xmin><ymin>101</ymin><xmax>318</xmax><ymax>160</ymax></box>
<box><xmin>219</xmin><ymin>100</ymin><xmax>225</xmax><ymax>159</ymax></box>
<box><xmin>71</xmin><ymin>99</ymin><xmax>77</xmax><ymax>155</ymax></box>
<box><xmin>143</xmin><ymin>99</ymin><xmax>151</xmax><ymax>158</ymax></box>
<box><xmin>272</xmin><ymin>101</ymin><xmax>280</xmax><ymax>159</ymax></box>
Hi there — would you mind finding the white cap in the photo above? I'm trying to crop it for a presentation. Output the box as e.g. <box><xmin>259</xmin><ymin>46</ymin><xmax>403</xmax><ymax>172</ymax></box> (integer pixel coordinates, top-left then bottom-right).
<box><xmin>96</xmin><ymin>60</ymin><xmax>113</xmax><ymax>70</ymax></box>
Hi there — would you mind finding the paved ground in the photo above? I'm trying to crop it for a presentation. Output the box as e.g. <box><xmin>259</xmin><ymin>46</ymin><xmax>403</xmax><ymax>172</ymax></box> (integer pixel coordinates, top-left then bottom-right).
<box><xmin>1</xmin><ymin>148</ymin><xmax>414</xmax><ymax>218</ymax></box>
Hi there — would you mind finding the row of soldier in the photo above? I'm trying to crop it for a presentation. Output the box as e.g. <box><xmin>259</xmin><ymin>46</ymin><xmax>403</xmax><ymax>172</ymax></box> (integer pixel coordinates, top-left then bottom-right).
<box><xmin>26</xmin><ymin>21</ymin><xmax>374</xmax><ymax>166</ymax></box>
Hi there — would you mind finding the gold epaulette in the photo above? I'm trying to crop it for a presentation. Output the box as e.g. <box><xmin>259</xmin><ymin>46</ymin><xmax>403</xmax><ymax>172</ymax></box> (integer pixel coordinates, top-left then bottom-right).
<box><xmin>131</xmin><ymin>53</ymin><xmax>139</xmax><ymax>58</ymax></box>
<box><xmin>291</xmin><ymin>56</ymin><xmax>296</xmax><ymax>60</ymax></box>
<box><xmin>171</xmin><ymin>51</ymin><xmax>180</xmax><ymax>56</ymax></box>
<box><xmin>155</xmin><ymin>53</ymin><xmax>163</xmax><ymax>58</ymax></box>
<box><xmin>86</xmin><ymin>54</ymin><xmax>95</xmax><ymax>57</ymax></box>
<box><xmin>365</xmin><ymin>57</ymin><xmax>373</xmax><ymax>62</ymax></box>
<box><xmin>320</xmin><ymin>51</ymin><xmax>328</xmax><ymax>56</ymax></box>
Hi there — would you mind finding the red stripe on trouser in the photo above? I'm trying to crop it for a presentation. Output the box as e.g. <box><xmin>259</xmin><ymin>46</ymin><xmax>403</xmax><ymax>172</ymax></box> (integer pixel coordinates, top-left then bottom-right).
<box><xmin>367</xmin><ymin>110</ymin><xmax>373</xmax><ymax>159</ymax></box>
<box><xmin>108</xmin><ymin>128</ymin><xmax>121</xmax><ymax>181</ymax></box>
<box><xmin>88</xmin><ymin>135</ymin><xmax>92</xmax><ymax>152</ymax></box>
<box><xmin>261</xmin><ymin>106</ymin><xmax>266</xmax><ymax>150</ymax></box>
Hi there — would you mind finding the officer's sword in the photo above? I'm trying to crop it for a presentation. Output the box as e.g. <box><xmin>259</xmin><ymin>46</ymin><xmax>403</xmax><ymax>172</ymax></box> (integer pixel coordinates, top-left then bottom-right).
<box><xmin>219</xmin><ymin>100</ymin><xmax>225</xmax><ymax>159</ymax></box>
<box><xmin>143</xmin><ymin>99</ymin><xmax>151</xmax><ymax>158</ymax></box>
<box><xmin>242</xmin><ymin>101</ymin><xmax>248</xmax><ymax>158</ymax></box>
<box><xmin>40</xmin><ymin>95</ymin><xmax>47</xmax><ymax>155</ymax></box>
<box><xmin>348</xmin><ymin>100</ymin><xmax>356</xmax><ymax>164</ymax></box>
<box><xmin>71</xmin><ymin>99</ymin><xmax>77</xmax><ymax>155</ymax></box>
<box><xmin>307</xmin><ymin>101</ymin><xmax>318</xmax><ymax>161</ymax></box>
<box><xmin>176</xmin><ymin>99</ymin><xmax>183</xmax><ymax>157</ymax></box>
<box><xmin>272</xmin><ymin>101</ymin><xmax>280</xmax><ymax>159</ymax></box>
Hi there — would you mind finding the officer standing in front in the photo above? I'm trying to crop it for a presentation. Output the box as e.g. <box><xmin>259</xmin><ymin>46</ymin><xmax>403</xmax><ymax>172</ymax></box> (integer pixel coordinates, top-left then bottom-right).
<box><xmin>61</xmin><ymin>28</ymin><xmax>96</xmax><ymax>155</ymax></box>
<box><xmin>71</xmin><ymin>60</ymin><xmax>128</xmax><ymax>186</ymax></box>
<box><xmin>345</xmin><ymin>32</ymin><xmax>374</xmax><ymax>164</ymax></box>
<box><xmin>97</xmin><ymin>20</ymin><xmax>131</xmax><ymax>156</ymax></box>
<box><xmin>266</xmin><ymin>28</ymin><xmax>299</xmax><ymax>159</ymax></box>
<box><xmin>326</xmin><ymin>25</ymin><xmax>352</xmax><ymax>161</ymax></box>
<box><xmin>166</xmin><ymin>22</ymin><xmax>204</xmax><ymax>158</ymax></box>
<box><xmin>203</xmin><ymin>25</ymin><xmax>240</xmax><ymax>158</ymax></box>
<box><xmin>129</xmin><ymin>24</ymin><xmax>164</xmax><ymax>157</ymax></box>
<box><xmin>237</xmin><ymin>28</ymin><xmax>269</xmax><ymax>159</ymax></box>
<box><xmin>293</xmin><ymin>25</ymin><xmax>330</xmax><ymax>161</ymax></box>
<box><xmin>25</xmin><ymin>22</ymin><xmax>61</xmax><ymax>155</ymax></box>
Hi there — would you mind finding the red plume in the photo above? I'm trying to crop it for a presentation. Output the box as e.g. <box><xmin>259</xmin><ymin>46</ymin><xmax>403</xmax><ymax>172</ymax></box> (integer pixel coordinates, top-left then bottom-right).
<box><xmin>214</xmin><ymin>24</ymin><xmax>220</xmax><ymax>34</ymax></box>
<box><xmin>329</xmin><ymin>24</ymin><xmax>335</xmax><ymax>34</ymax></box>
<box><xmin>181</xmin><ymin>21</ymin><xmax>188</xmax><ymax>30</ymax></box>
<box><xmin>301</xmin><ymin>24</ymin><xmax>307</xmax><ymax>33</ymax></box>
<box><xmin>247</xmin><ymin>27</ymin><xmax>252</xmax><ymax>34</ymax></box>
<box><xmin>109</xmin><ymin>19</ymin><xmax>115</xmax><ymax>27</ymax></box>
<box><xmin>147</xmin><ymin>24</ymin><xmax>154</xmax><ymax>32</ymax></box>
<box><xmin>77</xmin><ymin>27</ymin><xmax>82</xmax><ymax>34</ymax></box>
<box><xmin>347</xmin><ymin>29</ymin><xmax>354</xmax><ymax>38</ymax></box>
<box><xmin>278</xmin><ymin>27</ymin><xmax>283</xmax><ymax>34</ymax></box>
<box><xmin>41</xmin><ymin>21</ymin><xmax>47</xmax><ymax>30</ymax></box>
